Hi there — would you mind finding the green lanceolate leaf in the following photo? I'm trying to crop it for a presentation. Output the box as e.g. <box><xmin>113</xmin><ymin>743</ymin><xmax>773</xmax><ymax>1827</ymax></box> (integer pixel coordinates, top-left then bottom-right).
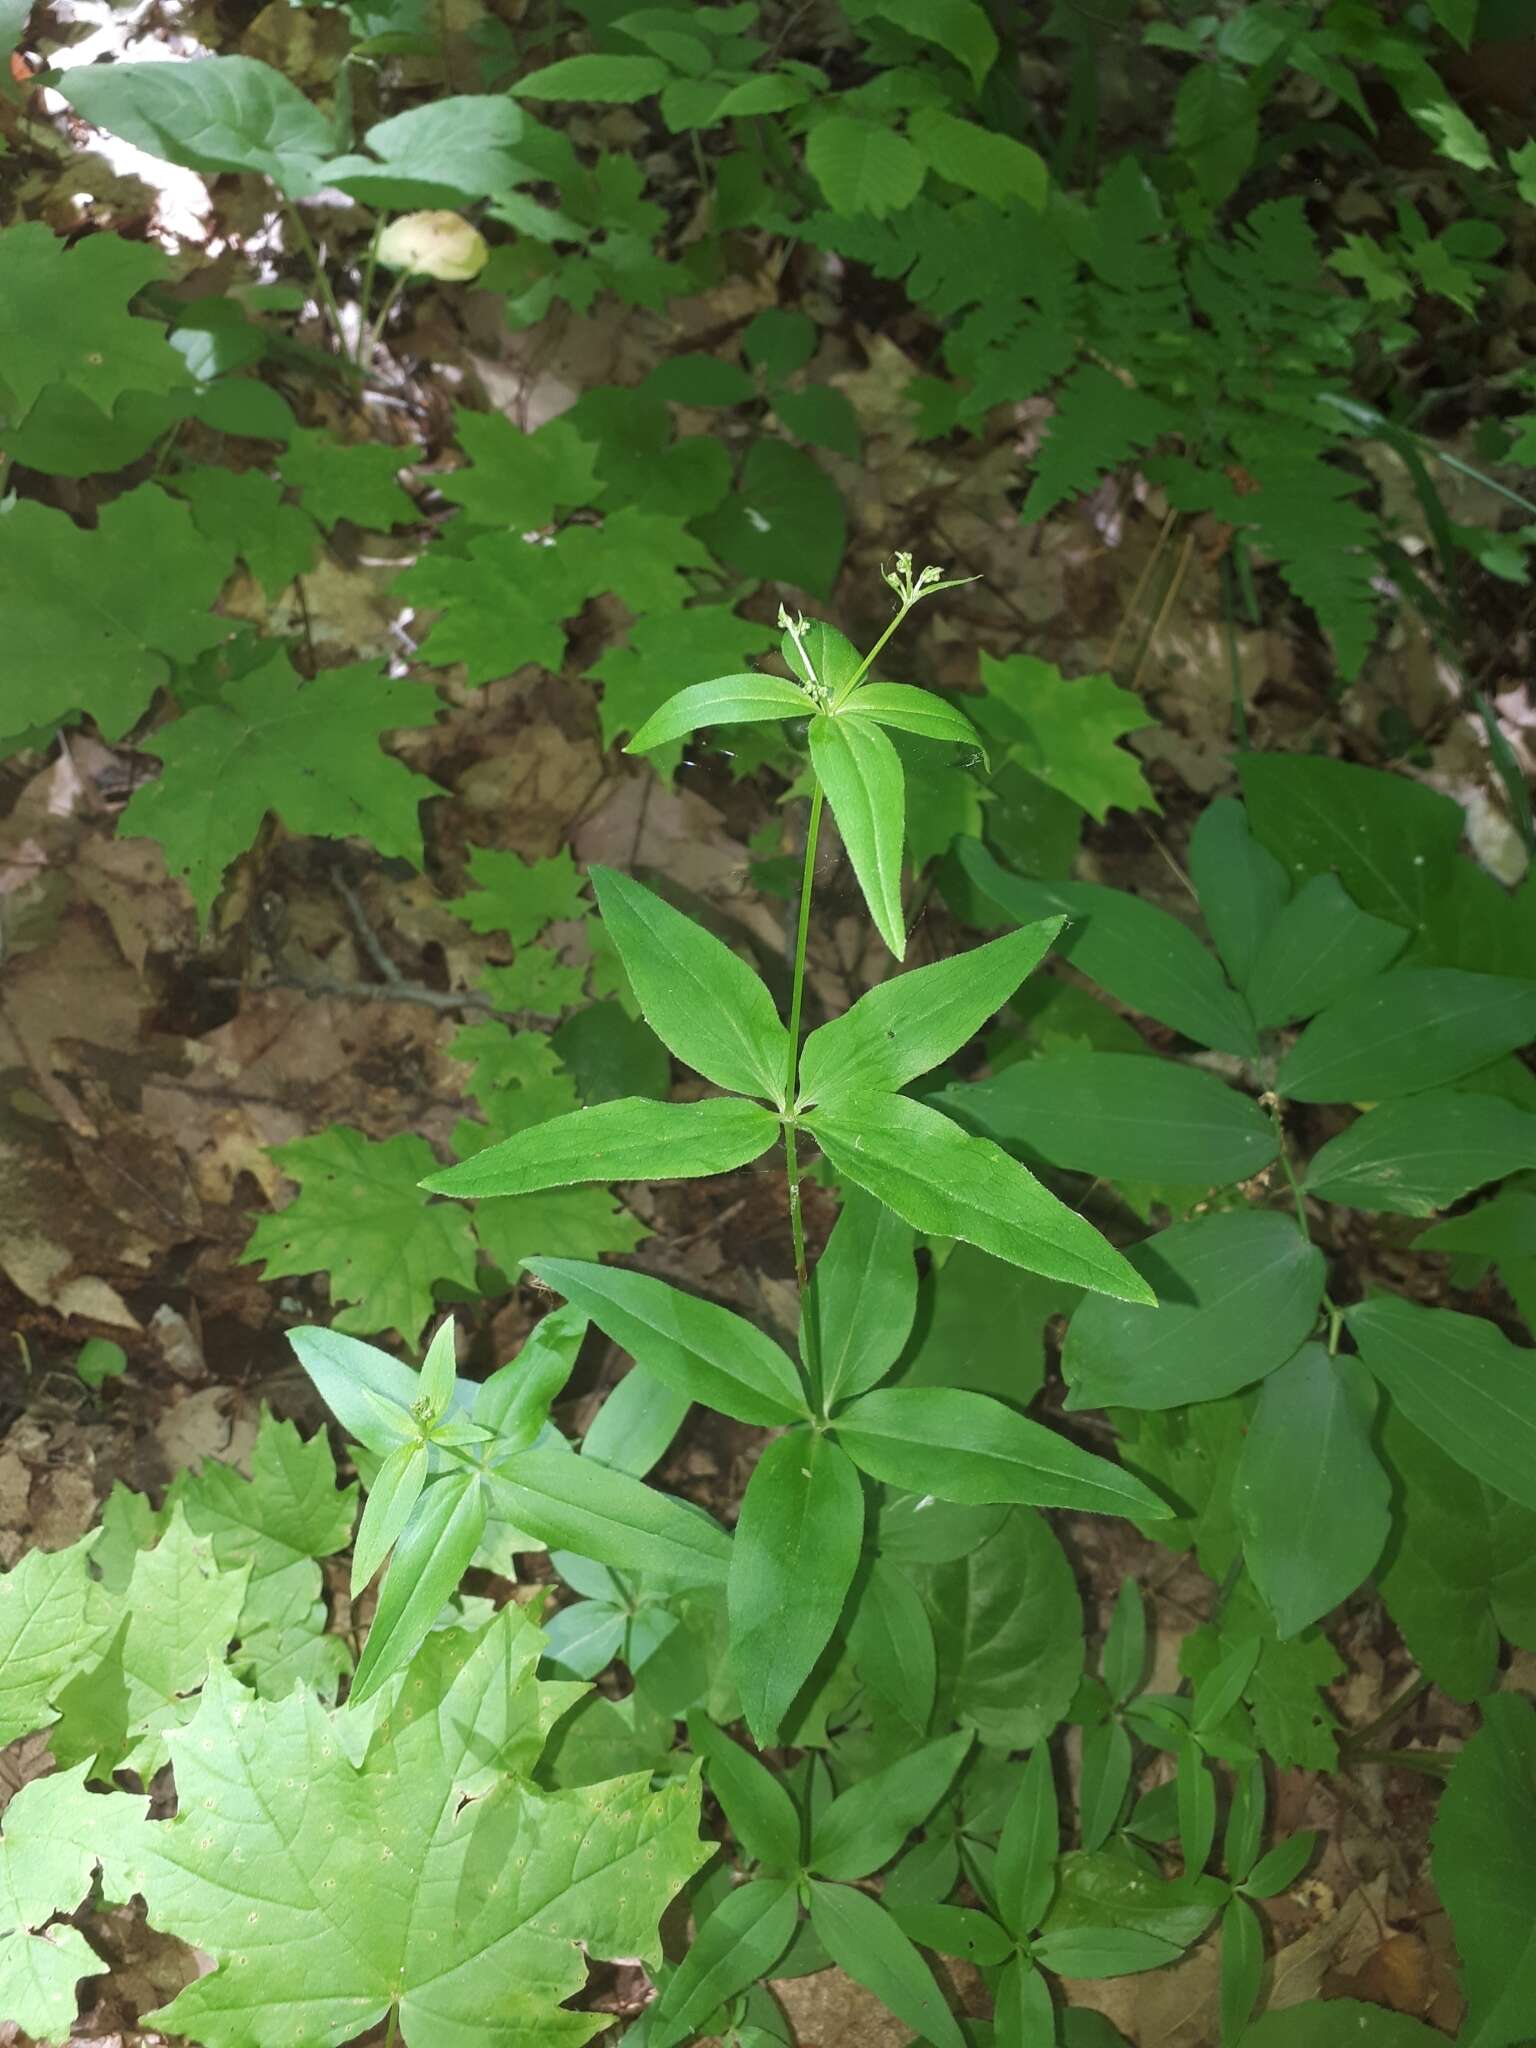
<box><xmin>849</xmin><ymin>682</ymin><xmax>987</xmax><ymax>756</ymax></box>
<box><xmin>1347</xmin><ymin>1296</ymin><xmax>1536</xmax><ymax>1511</ymax></box>
<box><xmin>1243</xmin><ymin>1830</ymin><xmax>1318</xmax><ymax>1899</ymax></box>
<box><xmin>812</xmin><ymin>1729</ymin><xmax>973</xmax><ymax>1885</ymax></box>
<box><xmin>420</xmin><ymin>1095</ymin><xmax>780</xmax><ymax>1198</ymax></box>
<box><xmin>650</xmin><ymin>1879</ymin><xmax>800</xmax><ymax>2048</ymax></box>
<box><xmin>996</xmin><ymin>1742</ymin><xmax>1059</xmax><ymax>1935</ymax></box>
<box><xmin>1033</xmin><ymin>1924</ymin><xmax>1184</xmax><ymax>1979</ymax></box>
<box><xmin>1433</xmin><ymin>1693</ymin><xmax>1536</xmax><ymax>2048</ymax></box>
<box><xmin>1243</xmin><ymin>873</ymin><xmax>1408</xmax><ymax>1028</ymax></box>
<box><xmin>1080</xmin><ymin>1718</ymin><xmax>1133</xmax><ymax>1852</ymax></box>
<box><xmin>686</xmin><ymin>1713</ymin><xmax>802</xmax><ymax>1871</ymax></box>
<box><xmin>810</xmin><ymin>712</ymin><xmax>908</xmax><ymax>958</ymax></box>
<box><xmin>580</xmin><ymin>1368</ymin><xmax>691</xmax><ymax>1478</ymax></box>
<box><xmin>807</xmin><ymin>1881</ymin><xmax>966</xmax><ymax>2048</ymax></box>
<box><xmin>1188</xmin><ymin>797</ymin><xmax>1289</xmax><ymax>992</ymax></box>
<box><xmin>833</xmin><ymin>1386</ymin><xmax>1171</xmax><ymax>1519</ymax></box>
<box><xmin>804</xmin><ymin>1188</ymin><xmax>917</xmax><ymax>1408</ymax></box>
<box><xmin>884</xmin><ymin>1899</ymin><xmax>1014</xmax><ymax>1965</ymax></box>
<box><xmin>474</xmin><ymin>1304</ymin><xmax>587</xmax><ymax>1450</ymax></box>
<box><xmin>729</xmin><ymin>1431</ymin><xmax>865</xmax><ymax>1744</ymax></box>
<box><xmin>807</xmin><ymin>1092</ymin><xmax>1155</xmax><ymax>1303</ymax></box>
<box><xmin>523</xmin><ymin>1258</ymin><xmax>807</xmax><ymax>1426</ymax></box>
<box><xmin>1062</xmin><ymin>1211</ymin><xmax>1325</xmax><ymax>1411</ymax></box>
<box><xmin>797</xmin><ymin>919</ymin><xmax>1062</xmax><ymax>1110</ymax></box>
<box><xmin>942</xmin><ymin>1052</ymin><xmax>1277</xmax><ymax>1188</ymax></box>
<box><xmin>1104</xmin><ymin>1580</ymin><xmax>1148</xmax><ymax>1706</ymax></box>
<box><xmin>1176</xmin><ymin>1738</ymin><xmax>1216</xmax><ymax>1873</ymax></box>
<box><xmin>626</xmin><ymin>672</ymin><xmax>812</xmax><ymax>753</ymax></box>
<box><xmin>349</xmin><ymin>1441</ymin><xmax>428</xmax><ymax>1597</ymax></box>
<box><xmin>1220</xmin><ymin>1895</ymin><xmax>1264</xmax><ymax>2047</ymax></box>
<box><xmin>350</xmin><ymin>1474</ymin><xmax>487</xmax><ymax>1703</ymax></box>
<box><xmin>1302</xmin><ymin>1092</ymin><xmax>1536</xmax><ymax>1216</ymax></box>
<box><xmin>995</xmin><ymin>1955</ymin><xmax>1057</xmax><ymax>2037</ymax></box>
<box><xmin>958</xmin><ymin>838</ymin><xmax>1259</xmax><ymax>1058</ymax></box>
<box><xmin>1276</xmin><ymin>970</ymin><xmax>1536</xmax><ymax>1102</ymax></box>
<box><xmin>286</xmin><ymin>1325</ymin><xmax>421</xmax><ymax>1458</ymax></box>
<box><xmin>1234</xmin><ymin>1347</ymin><xmax>1391</xmax><ymax>1637</ymax></box>
<box><xmin>495</xmin><ymin>1446</ymin><xmax>730</xmax><ymax>1583</ymax></box>
<box><xmin>590</xmin><ymin>867</ymin><xmax>789</xmax><ymax>1103</ymax></box>
<box><xmin>847</xmin><ymin>1556</ymin><xmax>938</xmax><ymax>1731</ymax></box>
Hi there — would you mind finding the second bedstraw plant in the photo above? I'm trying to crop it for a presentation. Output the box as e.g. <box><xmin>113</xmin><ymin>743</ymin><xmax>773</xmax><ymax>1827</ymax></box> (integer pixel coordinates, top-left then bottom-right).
<box><xmin>417</xmin><ymin>555</ymin><xmax>1168</xmax><ymax>1742</ymax></box>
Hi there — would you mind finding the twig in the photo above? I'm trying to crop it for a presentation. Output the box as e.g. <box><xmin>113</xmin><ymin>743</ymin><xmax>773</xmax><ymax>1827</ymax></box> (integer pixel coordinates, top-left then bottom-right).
<box><xmin>206</xmin><ymin>972</ymin><xmax>555</xmax><ymax>1027</ymax></box>
<box><xmin>331</xmin><ymin>871</ymin><xmax>403</xmax><ymax>983</ymax></box>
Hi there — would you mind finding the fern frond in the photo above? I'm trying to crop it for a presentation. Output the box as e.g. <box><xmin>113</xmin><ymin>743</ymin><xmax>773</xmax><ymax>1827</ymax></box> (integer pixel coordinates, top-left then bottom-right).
<box><xmin>1021</xmin><ymin>365</ymin><xmax>1174</xmax><ymax>522</ymax></box>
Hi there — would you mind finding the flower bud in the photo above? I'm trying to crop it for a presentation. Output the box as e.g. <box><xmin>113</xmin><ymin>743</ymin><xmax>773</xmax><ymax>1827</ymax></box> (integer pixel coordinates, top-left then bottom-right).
<box><xmin>375</xmin><ymin>210</ymin><xmax>489</xmax><ymax>282</ymax></box>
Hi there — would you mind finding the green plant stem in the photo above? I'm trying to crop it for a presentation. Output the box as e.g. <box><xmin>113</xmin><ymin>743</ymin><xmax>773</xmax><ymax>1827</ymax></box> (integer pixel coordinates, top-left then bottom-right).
<box><xmin>355</xmin><ymin>218</ymin><xmax>385</xmax><ymax>368</ymax></box>
<box><xmin>1343</xmin><ymin>1673</ymin><xmax>1431</xmax><ymax>1754</ymax></box>
<box><xmin>383</xmin><ymin>2002</ymin><xmax>399</xmax><ymax>2048</ymax></box>
<box><xmin>832</xmin><ymin>598</ymin><xmax>914</xmax><ymax>707</ymax></box>
<box><xmin>361</xmin><ymin>275</ymin><xmax>409</xmax><ymax>367</ymax></box>
<box><xmin>783</xmin><ymin>785</ymin><xmax>826</xmax><ymax>1299</ymax></box>
<box><xmin>1266</xmin><ymin>1098</ymin><xmax>1310</xmax><ymax>1237</ymax></box>
<box><xmin>282</xmin><ymin>199</ymin><xmax>352</xmax><ymax>360</ymax></box>
<box><xmin>1349</xmin><ymin>1747</ymin><xmax>1451</xmax><ymax>1779</ymax></box>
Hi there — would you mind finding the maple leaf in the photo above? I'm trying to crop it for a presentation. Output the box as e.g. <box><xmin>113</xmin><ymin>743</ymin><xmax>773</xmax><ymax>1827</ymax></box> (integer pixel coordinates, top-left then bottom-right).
<box><xmin>448</xmin><ymin>1023</ymin><xmax>581</xmax><ymax>1125</ymax></box>
<box><xmin>166</xmin><ymin>1409</ymin><xmax>356</xmax><ymax>1696</ymax></box>
<box><xmin>0</xmin><ymin>222</ymin><xmax>190</xmax><ymax>430</ymax></box>
<box><xmin>121</xmin><ymin>1608</ymin><xmax>710</xmax><ymax>2048</ymax></box>
<box><xmin>446</xmin><ymin>846</ymin><xmax>589</xmax><ymax>945</ymax></box>
<box><xmin>976</xmin><ymin>654</ymin><xmax>1158</xmax><ymax>821</ymax></box>
<box><xmin>276</xmin><ymin>428</ymin><xmax>418</xmax><ymax>529</ymax></box>
<box><xmin>50</xmin><ymin>1507</ymin><xmax>252</xmax><ymax>1778</ymax></box>
<box><xmin>167</xmin><ymin>464</ymin><xmax>319</xmax><ymax>596</ymax></box>
<box><xmin>120</xmin><ymin>647</ymin><xmax>444</xmax><ymax>923</ymax></box>
<box><xmin>587</xmin><ymin>605</ymin><xmax>780</xmax><ymax>758</ymax></box>
<box><xmin>0</xmin><ymin>486</ymin><xmax>233</xmax><ymax>739</ymax></box>
<box><xmin>0</xmin><ymin>1534</ymin><xmax>110</xmax><ymax>1748</ymax></box>
<box><xmin>0</xmin><ymin>1764</ymin><xmax>150</xmax><ymax>2041</ymax></box>
<box><xmin>243</xmin><ymin>1127</ymin><xmax>480</xmax><ymax>1346</ymax></box>
<box><xmin>471</xmin><ymin>1185</ymin><xmax>648</xmax><ymax>1282</ymax></box>
<box><xmin>479</xmin><ymin>948</ymin><xmax>591</xmax><ymax>1017</ymax></box>
<box><xmin>438</xmin><ymin>409</ymin><xmax>602</xmax><ymax>526</ymax></box>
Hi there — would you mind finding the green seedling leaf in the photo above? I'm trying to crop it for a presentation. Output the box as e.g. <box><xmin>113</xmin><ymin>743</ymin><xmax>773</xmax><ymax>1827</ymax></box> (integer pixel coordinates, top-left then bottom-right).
<box><xmin>1080</xmin><ymin>1718</ymin><xmax>1133</xmax><ymax>1852</ymax></box>
<box><xmin>61</xmin><ymin>55</ymin><xmax>337</xmax><ymax>193</ymax></box>
<box><xmin>837</xmin><ymin>1385</ymin><xmax>1170</xmax><ymax>1519</ymax></box>
<box><xmin>1104</xmin><ymin>1580</ymin><xmax>1148</xmax><ymax>1706</ymax></box>
<box><xmin>808</xmin><ymin>1092</ymin><xmax>1155</xmax><ymax>1302</ymax></box>
<box><xmin>496</xmin><ymin>1447</ymin><xmax>731</xmax><ymax>1584</ymax></box>
<box><xmin>730</xmin><ymin>1431</ymin><xmax>865</xmax><ymax>1744</ymax></box>
<box><xmin>995</xmin><ymin>1742</ymin><xmax>1059</xmax><ymax>1935</ymax></box>
<box><xmin>1237</xmin><ymin>754</ymin><xmax>1464</xmax><ymax>934</ymax></box>
<box><xmin>540</xmin><ymin>1600</ymin><xmax>626</xmax><ymax>1679</ymax></box>
<box><xmin>1225</xmin><ymin>1761</ymin><xmax>1265</xmax><ymax>1887</ymax></box>
<box><xmin>1187</xmin><ymin>797</ymin><xmax>1289</xmax><ymax>991</ymax></box>
<box><xmin>0</xmin><ymin>1536</ymin><xmax>108</xmax><ymax>1748</ymax></box>
<box><xmin>810</xmin><ymin>711</ymin><xmax>908</xmax><ymax>958</ymax></box>
<box><xmin>1192</xmin><ymin>1637</ymin><xmax>1262</xmax><ymax>1734</ymax></box>
<box><xmin>1348</xmin><ymin>1296</ymin><xmax>1536</xmax><ymax>1510</ymax></box>
<box><xmin>626</xmin><ymin>672</ymin><xmax>811</xmax><ymax>753</ymax></box>
<box><xmin>287</xmin><ymin>1325</ymin><xmax>422</xmax><ymax>1457</ymax></box>
<box><xmin>422</xmin><ymin>1095</ymin><xmax>780</xmax><ymax>1199</ymax></box>
<box><xmin>918</xmin><ymin>1510</ymin><xmax>1082</xmax><ymax>1751</ymax></box>
<box><xmin>943</xmin><ymin>1052</ymin><xmax>1276</xmax><ymax>1188</ymax></box>
<box><xmin>1243</xmin><ymin>1829</ymin><xmax>1318</xmax><ymax>1899</ymax></box>
<box><xmin>1063</xmin><ymin>1211</ymin><xmax>1325</xmax><ymax>1411</ymax></box>
<box><xmin>126</xmin><ymin>1608</ymin><xmax>710</xmax><ymax>2047</ymax></box>
<box><xmin>686</xmin><ymin>1713</ymin><xmax>802</xmax><ymax>1871</ymax></box>
<box><xmin>798</xmin><ymin>919</ymin><xmax>1061</xmax><ymax>1110</ymax></box>
<box><xmin>957</xmin><ymin>838</ymin><xmax>1259</xmax><ymax>1058</ymax></box>
<box><xmin>248</xmin><ymin>1129</ymin><xmax>478</xmax><ymax>1347</ymax></box>
<box><xmin>850</xmin><ymin>682</ymin><xmax>986</xmax><ymax>755</ymax></box>
<box><xmin>804</xmin><ymin>1188</ymin><xmax>917</xmax><ymax>1408</ymax></box>
<box><xmin>807</xmin><ymin>1881</ymin><xmax>965</xmax><ymax>2048</ymax></box>
<box><xmin>1277</xmin><ymin>969</ymin><xmax>1536</xmax><ymax>1102</ymax></box>
<box><xmin>1235</xmin><ymin>1347</ymin><xmax>1392</xmax><ymax>1636</ymax></box>
<box><xmin>1434</xmin><ymin>1693</ymin><xmax>1536</xmax><ymax>2048</ymax></box>
<box><xmin>349</xmin><ymin>1473</ymin><xmax>486</xmax><ymax>1703</ymax></box>
<box><xmin>76</xmin><ymin>1338</ymin><xmax>127</xmax><ymax>1391</ymax></box>
<box><xmin>811</xmin><ymin>1730</ymin><xmax>972</xmax><ymax>1881</ymax></box>
<box><xmin>650</xmin><ymin>1879</ymin><xmax>800</xmax><ymax>2048</ymax></box>
<box><xmin>591</xmin><ymin>866</ymin><xmax>789</xmax><ymax>1102</ymax></box>
<box><xmin>1376</xmin><ymin>1403</ymin><xmax>1536</xmax><ymax>1702</ymax></box>
<box><xmin>524</xmin><ymin>1258</ymin><xmax>806</xmax><ymax>1426</ymax></box>
<box><xmin>1303</xmin><ymin>1092</ymin><xmax>1536</xmax><ymax>1216</ymax></box>
<box><xmin>1220</xmin><ymin>1895</ymin><xmax>1263</xmax><ymax>2047</ymax></box>
<box><xmin>1243</xmin><ymin>872</ymin><xmax>1409</xmax><ymax>1027</ymax></box>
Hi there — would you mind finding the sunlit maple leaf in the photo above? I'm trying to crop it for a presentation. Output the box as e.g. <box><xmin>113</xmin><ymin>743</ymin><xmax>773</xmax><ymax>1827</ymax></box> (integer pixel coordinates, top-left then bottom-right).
<box><xmin>446</xmin><ymin>846</ymin><xmax>589</xmax><ymax>945</ymax></box>
<box><xmin>976</xmin><ymin>653</ymin><xmax>1158</xmax><ymax>822</ymax></box>
<box><xmin>0</xmin><ymin>1535</ymin><xmax>109</xmax><ymax>1748</ymax></box>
